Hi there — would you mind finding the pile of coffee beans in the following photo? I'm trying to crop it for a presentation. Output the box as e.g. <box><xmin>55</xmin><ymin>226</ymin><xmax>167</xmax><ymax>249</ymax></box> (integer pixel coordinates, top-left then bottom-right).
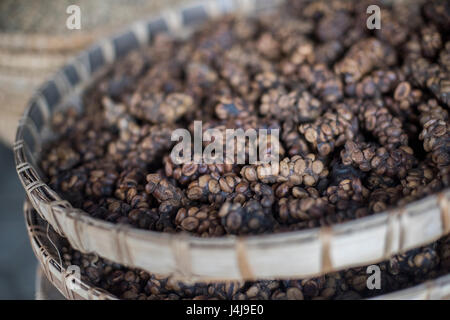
<box><xmin>41</xmin><ymin>0</ymin><xmax>449</xmax><ymax>236</ymax></box>
<box><xmin>61</xmin><ymin>235</ymin><xmax>450</xmax><ymax>300</ymax></box>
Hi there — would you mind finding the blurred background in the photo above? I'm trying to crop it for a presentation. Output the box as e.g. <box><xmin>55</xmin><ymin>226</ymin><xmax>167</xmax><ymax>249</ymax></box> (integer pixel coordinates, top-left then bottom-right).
<box><xmin>0</xmin><ymin>0</ymin><xmax>183</xmax><ymax>299</ymax></box>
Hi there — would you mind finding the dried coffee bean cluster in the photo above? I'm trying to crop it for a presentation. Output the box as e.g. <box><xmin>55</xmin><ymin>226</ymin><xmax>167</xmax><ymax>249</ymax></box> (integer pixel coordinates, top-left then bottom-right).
<box><xmin>260</xmin><ymin>88</ymin><xmax>322</xmax><ymax>123</ymax></box>
<box><xmin>341</xmin><ymin>141</ymin><xmax>416</xmax><ymax>178</ymax></box>
<box><xmin>418</xmin><ymin>100</ymin><xmax>450</xmax><ymax>169</ymax></box>
<box><xmin>61</xmin><ymin>235</ymin><xmax>450</xmax><ymax>300</ymax></box>
<box><xmin>42</xmin><ymin>0</ymin><xmax>450</xmax><ymax>237</ymax></box>
<box><xmin>241</xmin><ymin>154</ymin><xmax>327</xmax><ymax>186</ymax></box>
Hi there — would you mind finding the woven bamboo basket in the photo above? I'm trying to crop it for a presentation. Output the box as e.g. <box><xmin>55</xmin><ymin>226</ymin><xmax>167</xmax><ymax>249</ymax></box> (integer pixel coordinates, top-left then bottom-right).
<box><xmin>25</xmin><ymin>201</ymin><xmax>116</xmax><ymax>300</ymax></box>
<box><xmin>0</xmin><ymin>0</ymin><xmax>186</xmax><ymax>145</ymax></box>
<box><xmin>24</xmin><ymin>200</ymin><xmax>450</xmax><ymax>300</ymax></box>
<box><xmin>15</xmin><ymin>0</ymin><xmax>450</xmax><ymax>282</ymax></box>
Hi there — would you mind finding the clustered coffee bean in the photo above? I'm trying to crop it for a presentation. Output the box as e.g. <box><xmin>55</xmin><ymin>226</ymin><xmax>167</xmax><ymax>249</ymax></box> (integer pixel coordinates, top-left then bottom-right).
<box><xmin>345</xmin><ymin>69</ymin><xmax>398</xmax><ymax>99</ymax></box>
<box><xmin>241</xmin><ymin>154</ymin><xmax>327</xmax><ymax>186</ymax></box>
<box><xmin>61</xmin><ymin>235</ymin><xmax>450</xmax><ymax>300</ymax></box>
<box><xmin>334</xmin><ymin>38</ymin><xmax>397</xmax><ymax>85</ymax></box>
<box><xmin>341</xmin><ymin>141</ymin><xmax>416</xmax><ymax>178</ymax></box>
<box><xmin>299</xmin><ymin>104</ymin><xmax>357</xmax><ymax>156</ymax></box>
<box><xmin>260</xmin><ymin>88</ymin><xmax>323</xmax><ymax>123</ymax></box>
<box><xmin>164</xmin><ymin>155</ymin><xmax>238</xmax><ymax>186</ymax></box>
<box><xmin>41</xmin><ymin>0</ymin><xmax>450</xmax><ymax>237</ymax></box>
<box><xmin>175</xmin><ymin>205</ymin><xmax>224</xmax><ymax>237</ymax></box>
<box><xmin>418</xmin><ymin>100</ymin><xmax>450</xmax><ymax>169</ymax></box>
<box><xmin>218</xmin><ymin>200</ymin><xmax>276</xmax><ymax>235</ymax></box>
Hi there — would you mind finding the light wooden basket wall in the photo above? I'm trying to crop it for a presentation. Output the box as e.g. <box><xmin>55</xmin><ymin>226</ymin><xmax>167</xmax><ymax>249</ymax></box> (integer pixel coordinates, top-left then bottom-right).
<box><xmin>24</xmin><ymin>200</ymin><xmax>450</xmax><ymax>300</ymax></box>
<box><xmin>25</xmin><ymin>201</ymin><xmax>116</xmax><ymax>300</ymax></box>
<box><xmin>15</xmin><ymin>0</ymin><xmax>450</xmax><ymax>282</ymax></box>
<box><xmin>0</xmin><ymin>0</ymin><xmax>187</xmax><ymax>146</ymax></box>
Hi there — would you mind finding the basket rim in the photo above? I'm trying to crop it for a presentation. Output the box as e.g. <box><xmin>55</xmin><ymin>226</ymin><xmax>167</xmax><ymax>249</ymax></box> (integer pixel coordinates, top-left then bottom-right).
<box><xmin>24</xmin><ymin>200</ymin><xmax>450</xmax><ymax>300</ymax></box>
<box><xmin>14</xmin><ymin>0</ymin><xmax>450</xmax><ymax>281</ymax></box>
<box><xmin>24</xmin><ymin>201</ymin><xmax>117</xmax><ymax>300</ymax></box>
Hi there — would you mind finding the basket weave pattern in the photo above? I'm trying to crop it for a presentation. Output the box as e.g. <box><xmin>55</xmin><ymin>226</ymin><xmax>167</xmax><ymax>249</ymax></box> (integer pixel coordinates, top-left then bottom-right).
<box><xmin>15</xmin><ymin>0</ymin><xmax>450</xmax><ymax>282</ymax></box>
<box><xmin>24</xmin><ymin>201</ymin><xmax>116</xmax><ymax>300</ymax></box>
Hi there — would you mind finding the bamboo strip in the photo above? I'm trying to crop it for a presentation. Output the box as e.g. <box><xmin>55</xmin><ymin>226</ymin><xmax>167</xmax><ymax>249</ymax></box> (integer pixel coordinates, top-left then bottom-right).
<box><xmin>0</xmin><ymin>32</ymin><xmax>96</xmax><ymax>53</ymax></box>
<box><xmin>0</xmin><ymin>50</ymin><xmax>70</xmax><ymax>70</ymax></box>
